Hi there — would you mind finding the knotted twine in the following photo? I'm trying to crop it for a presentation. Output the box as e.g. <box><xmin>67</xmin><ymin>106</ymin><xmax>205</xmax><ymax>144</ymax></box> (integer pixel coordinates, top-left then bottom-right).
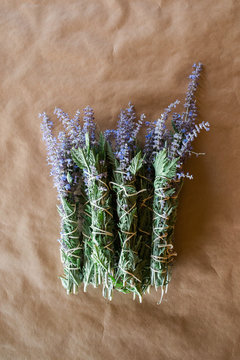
<box><xmin>110</xmin><ymin>170</ymin><xmax>147</xmax><ymax>301</ymax></box>
<box><xmin>81</xmin><ymin>170</ymin><xmax>116</xmax><ymax>300</ymax></box>
<box><xmin>59</xmin><ymin>197</ymin><xmax>83</xmax><ymax>294</ymax></box>
<box><xmin>150</xmin><ymin>174</ymin><xmax>183</xmax><ymax>303</ymax></box>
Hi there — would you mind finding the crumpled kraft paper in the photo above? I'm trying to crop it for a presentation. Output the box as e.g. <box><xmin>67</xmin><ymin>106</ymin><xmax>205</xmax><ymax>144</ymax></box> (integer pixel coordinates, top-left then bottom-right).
<box><xmin>1</xmin><ymin>1</ymin><xmax>240</xmax><ymax>359</ymax></box>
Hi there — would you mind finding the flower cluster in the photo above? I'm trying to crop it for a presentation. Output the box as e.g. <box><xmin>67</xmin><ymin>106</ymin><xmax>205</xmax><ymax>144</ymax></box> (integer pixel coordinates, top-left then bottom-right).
<box><xmin>40</xmin><ymin>63</ymin><xmax>210</xmax><ymax>302</ymax></box>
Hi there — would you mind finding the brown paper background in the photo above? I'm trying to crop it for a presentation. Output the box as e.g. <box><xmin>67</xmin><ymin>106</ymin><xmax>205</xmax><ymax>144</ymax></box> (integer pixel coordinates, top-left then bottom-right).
<box><xmin>1</xmin><ymin>1</ymin><xmax>240</xmax><ymax>359</ymax></box>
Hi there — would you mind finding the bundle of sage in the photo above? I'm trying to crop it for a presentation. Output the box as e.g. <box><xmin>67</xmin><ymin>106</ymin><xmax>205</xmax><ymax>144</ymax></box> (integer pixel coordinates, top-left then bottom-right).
<box><xmin>40</xmin><ymin>63</ymin><xmax>210</xmax><ymax>302</ymax></box>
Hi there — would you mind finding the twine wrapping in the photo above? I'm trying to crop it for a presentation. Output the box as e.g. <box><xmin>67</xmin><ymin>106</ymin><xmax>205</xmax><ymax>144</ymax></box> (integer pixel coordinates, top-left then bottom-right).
<box><xmin>58</xmin><ymin>197</ymin><xmax>83</xmax><ymax>295</ymax></box>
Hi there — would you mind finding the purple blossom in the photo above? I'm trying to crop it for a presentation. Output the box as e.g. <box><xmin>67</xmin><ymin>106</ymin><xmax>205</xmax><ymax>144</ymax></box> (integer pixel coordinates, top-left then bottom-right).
<box><xmin>82</xmin><ymin>106</ymin><xmax>96</xmax><ymax>145</ymax></box>
<box><xmin>40</xmin><ymin>110</ymin><xmax>82</xmax><ymax>198</ymax></box>
<box><xmin>104</xmin><ymin>129</ymin><xmax>117</xmax><ymax>143</ymax></box>
<box><xmin>40</xmin><ymin>112</ymin><xmax>65</xmax><ymax>197</ymax></box>
<box><xmin>106</xmin><ymin>102</ymin><xmax>144</xmax><ymax>173</ymax></box>
<box><xmin>115</xmin><ymin>109</ymin><xmax>132</xmax><ymax>150</ymax></box>
<box><xmin>173</xmin><ymin>120</ymin><xmax>210</xmax><ymax>165</ymax></box>
<box><xmin>176</xmin><ymin>171</ymin><xmax>193</xmax><ymax>180</ymax></box>
<box><xmin>173</xmin><ymin>62</ymin><xmax>203</xmax><ymax>134</ymax></box>
<box><xmin>169</xmin><ymin>132</ymin><xmax>182</xmax><ymax>159</ymax></box>
<box><xmin>144</xmin><ymin>100</ymin><xmax>180</xmax><ymax>166</ymax></box>
<box><xmin>116</xmin><ymin>103</ymin><xmax>143</xmax><ymax>148</ymax></box>
<box><xmin>119</xmin><ymin>143</ymin><xmax>131</xmax><ymax>170</ymax></box>
<box><xmin>54</xmin><ymin>108</ymin><xmax>85</xmax><ymax>149</ymax></box>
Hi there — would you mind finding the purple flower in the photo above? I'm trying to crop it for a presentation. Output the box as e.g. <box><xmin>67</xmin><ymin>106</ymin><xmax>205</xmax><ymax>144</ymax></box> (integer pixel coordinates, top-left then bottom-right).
<box><xmin>54</xmin><ymin>107</ymin><xmax>85</xmax><ymax>149</ymax></box>
<box><xmin>65</xmin><ymin>184</ymin><xmax>71</xmax><ymax>191</ymax></box>
<box><xmin>175</xmin><ymin>62</ymin><xmax>203</xmax><ymax>134</ymax></box>
<box><xmin>144</xmin><ymin>100</ymin><xmax>179</xmax><ymax>166</ymax></box>
<box><xmin>40</xmin><ymin>109</ymin><xmax>84</xmax><ymax>198</ymax></box>
<box><xmin>82</xmin><ymin>106</ymin><xmax>96</xmax><ymax>145</ymax></box>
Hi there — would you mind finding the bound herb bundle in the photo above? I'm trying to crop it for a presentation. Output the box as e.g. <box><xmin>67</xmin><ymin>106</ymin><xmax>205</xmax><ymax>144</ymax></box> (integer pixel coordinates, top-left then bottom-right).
<box><xmin>105</xmin><ymin>105</ymin><xmax>147</xmax><ymax>301</ymax></box>
<box><xmin>40</xmin><ymin>111</ymin><xmax>84</xmax><ymax>294</ymax></box>
<box><xmin>71</xmin><ymin>133</ymin><xmax>117</xmax><ymax>299</ymax></box>
<box><xmin>41</xmin><ymin>63</ymin><xmax>210</xmax><ymax>302</ymax></box>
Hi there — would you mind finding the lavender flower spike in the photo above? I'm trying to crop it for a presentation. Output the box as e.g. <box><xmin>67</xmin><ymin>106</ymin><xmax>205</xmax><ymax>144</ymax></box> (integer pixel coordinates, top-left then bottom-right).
<box><xmin>40</xmin><ymin>110</ymin><xmax>84</xmax><ymax>294</ymax></box>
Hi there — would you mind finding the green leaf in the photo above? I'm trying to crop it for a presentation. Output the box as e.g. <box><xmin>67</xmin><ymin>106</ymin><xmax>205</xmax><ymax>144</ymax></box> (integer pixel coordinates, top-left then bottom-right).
<box><xmin>67</xmin><ymin>172</ymin><xmax>72</xmax><ymax>184</ymax></box>
<box><xmin>71</xmin><ymin>148</ymin><xmax>90</xmax><ymax>171</ymax></box>
<box><xmin>57</xmin><ymin>205</ymin><xmax>63</xmax><ymax>217</ymax></box>
<box><xmin>85</xmin><ymin>133</ymin><xmax>90</xmax><ymax>152</ymax></box>
<box><xmin>70</xmin><ymin>271</ymin><xmax>80</xmax><ymax>286</ymax></box>
<box><xmin>154</xmin><ymin>149</ymin><xmax>178</xmax><ymax>179</ymax></box>
<box><xmin>129</xmin><ymin>151</ymin><xmax>144</xmax><ymax>175</ymax></box>
<box><xmin>59</xmin><ymin>276</ymin><xmax>68</xmax><ymax>289</ymax></box>
<box><xmin>98</xmin><ymin>132</ymin><xmax>106</xmax><ymax>157</ymax></box>
<box><xmin>60</xmin><ymin>196</ymin><xmax>74</xmax><ymax>216</ymax></box>
<box><xmin>89</xmin><ymin>149</ymin><xmax>96</xmax><ymax>167</ymax></box>
<box><xmin>106</xmin><ymin>141</ymin><xmax>118</xmax><ymax>169</ymax></box>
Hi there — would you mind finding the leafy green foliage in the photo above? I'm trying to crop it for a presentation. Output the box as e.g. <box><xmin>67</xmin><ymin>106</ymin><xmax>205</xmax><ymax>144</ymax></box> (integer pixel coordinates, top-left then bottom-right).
<box><xmin>129</xmin><ymin>151</ymin><xmax>144</xmax><ymax>176</ymax></box>
<box><xmin>151</xmin><ymin>149</ymin><xmax>183</xmax><ymax>295</ymax></box>
<box><xmin>108</xmin><ymin>149</ymin><xmax>145</xmax><ymax>300</ymax></box>
<box><xmin>52</xmin><ymin>132</ymin><xmax>188</xmax><ymax>302</ymax></box>
<box><xmin>154</xmin><ymin>149</ymin><xmax>179</xmax><ymax>178</ymax></box>
<box><xmin>71</xmin><ymin>148</ymin><xmax>90</xmax><ymax>171</ymax></box>
<box><xmin>57</xmin><ymin>135</ymin><xmax>185</xmax><ymax>301</ymax></box>
<box><xmin>136</xmin><ymin>166</ymin><xmax>154</xmax><ymax>293</ymax></box>
<box><xmin>58</xmin><ymin>196</ymin><xmax>83</xmax><ymax>294</ymax></box>
<box><xmin>72</xmin><ymin>133</ymin><xmax>120</xmax><ymax>299</ymax></box>
<box><xmin>67</xmin><ymin>172</ymin><xmax>73</xmax><ymax>184</ymax></box>
<box><xmin>41</xmin><ymin>63</ymin><xmax>208</xmax><ymax>302</ymax></box>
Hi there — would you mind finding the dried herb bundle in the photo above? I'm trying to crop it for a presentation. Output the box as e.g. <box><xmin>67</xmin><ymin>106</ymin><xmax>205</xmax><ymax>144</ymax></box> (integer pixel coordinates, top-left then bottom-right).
<box><xmin>40</xmin><ymin>63</ymin><xmax>210</xmax><ymax>302</ymax></box>
<box><xmin>71</xmin><ymin>134</ymin><xmax>116</xmax><ymax>299</ymax></box>
<box><xmin>40</xmin><ymin>112</ymin><xmax>84</xmax><ymax>294</ymax></box>
<box><xmin>110</xmin><ymin>151</ymin><xmax>145</xmax><ymax>300</ymax></box>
